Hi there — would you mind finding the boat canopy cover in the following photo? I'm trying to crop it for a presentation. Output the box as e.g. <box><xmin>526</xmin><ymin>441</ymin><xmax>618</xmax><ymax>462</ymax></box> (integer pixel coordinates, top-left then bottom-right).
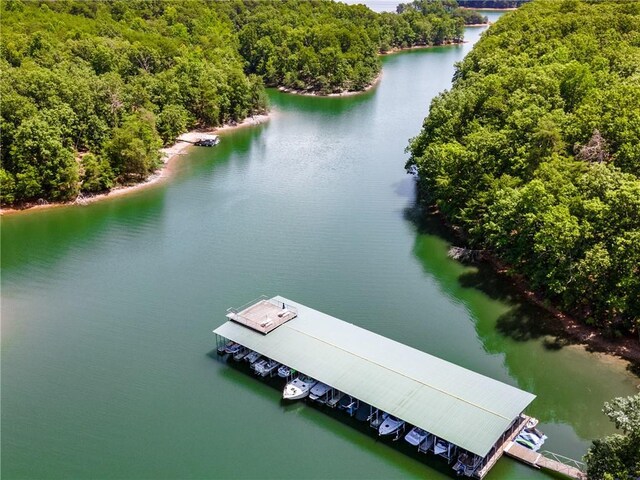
<box><xmin>213</xmin><ymin>296</ymin><xmax>535</xmax><ymax>458</ymax></box>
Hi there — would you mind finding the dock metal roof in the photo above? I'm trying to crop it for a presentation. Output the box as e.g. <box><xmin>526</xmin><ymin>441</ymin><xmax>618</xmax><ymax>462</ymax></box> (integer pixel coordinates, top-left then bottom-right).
<box><xmin>213</xmin><ymin>296</ymin><xmax>535</xmax><ymax>458</ymax></box>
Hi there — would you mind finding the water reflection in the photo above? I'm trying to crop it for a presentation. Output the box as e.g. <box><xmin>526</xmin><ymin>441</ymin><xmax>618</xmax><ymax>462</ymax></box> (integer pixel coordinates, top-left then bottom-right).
<box><xmin>404</xmin><ymin>201</ymin><xmax>639</xmax><ymax>447</ymax></box>
<box><xmin>1</xmin><ymin>189</ymin><xmax>167</xmax><ymax>275</ymax></box>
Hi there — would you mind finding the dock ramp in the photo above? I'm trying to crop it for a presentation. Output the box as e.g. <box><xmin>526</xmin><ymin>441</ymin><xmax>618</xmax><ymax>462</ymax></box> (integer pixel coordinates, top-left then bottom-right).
<box><xmin>504</xmin><ymin>442</ymin><xmax>586</xmax><ymax>479</ymax></box>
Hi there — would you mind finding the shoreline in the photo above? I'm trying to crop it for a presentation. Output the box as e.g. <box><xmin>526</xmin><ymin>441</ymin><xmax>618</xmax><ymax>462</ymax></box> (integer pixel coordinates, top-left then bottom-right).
<box><xmin>277</xmin><ymin>72</ymin><xmax>382</xmax><ymax>97</ymax></box>
<box><xmin>0</xmin><ymin>113</ymin><xmax>271</xmax><ymax>216</ymax></box>
<box><xmin>276</xmin><ymin>38</ymin><xmax>471</xmax><ymax>99</ymax></box>
<box><xmin>461</xmin><ymin>7</ymin><xmax>516</xmax><ymax>10</ymax></box>
<box><xmin>422</xmin><ymin>206</ymin><xmax>640</xmax><ymax>372</ymax></box>
<box><xmin>380</xmin><ymin>39</ymin><xmax>467</xmax><ymax>55</ymax></box>
<box><xmin>277</xmin><ymin>35</ymin><xmax>480</xmax><ymax>99</ymax></box>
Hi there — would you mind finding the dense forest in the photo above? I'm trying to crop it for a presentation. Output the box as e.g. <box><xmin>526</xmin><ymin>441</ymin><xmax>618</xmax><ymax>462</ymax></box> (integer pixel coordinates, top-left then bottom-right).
<box><xmin>456</xmin><ymin>0</ymin><xmax>529</xmax><ymax>8</ymax></box>
<box><xmin>0</xmin><ymin>0</ymin><xmax>479</xmax><ymax>206</ymax></box>
<box><xmin>407</xmin><ymin>0</ymin><xmax>640</xmax><ymax>336</ymax></box>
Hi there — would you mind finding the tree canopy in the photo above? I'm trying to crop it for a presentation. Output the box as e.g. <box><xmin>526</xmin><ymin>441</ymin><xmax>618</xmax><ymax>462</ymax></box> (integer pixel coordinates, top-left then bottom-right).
<box><xmin>406</xmin><ymin>0</ymin><xmax>640</xmax><ymax>335</ymax></box>
<box><xmin>1</xmin><ymin>0</ymin><xmax>474</xmax><ymax>206</ymax></box>
<box><xmin>585</xmin><ymin>394</ymin><xmax>640</xmax><ymax>479</ymax></box>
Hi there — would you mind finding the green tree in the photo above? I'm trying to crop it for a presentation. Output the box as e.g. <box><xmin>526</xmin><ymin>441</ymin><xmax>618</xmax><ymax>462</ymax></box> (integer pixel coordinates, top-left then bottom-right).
<box><xmin>585</xmin><ymin>394</ymin><xmax>640</xmax><ymax>480</ymax></box>
<box><xmin>80</xmin><ymin>153</ymin><xmax>114</xmax><ymax>193</ymax></box>
<box><xmin>104</xmin><ymin>110</ymin><xmax>161</xmax><ymax>181</ymax></box>
<box><xmin>157</xmin><ymin>104</ymin><xmax>190</xmax><ymax>146</ymax></box>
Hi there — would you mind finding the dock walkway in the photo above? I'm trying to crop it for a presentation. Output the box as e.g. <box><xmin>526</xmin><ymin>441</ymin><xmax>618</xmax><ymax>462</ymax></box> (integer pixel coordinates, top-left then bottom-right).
<box><xmin>504</xmin><ymin>443</ymin><xmax>586</xmax><ymax>479</ymax></box>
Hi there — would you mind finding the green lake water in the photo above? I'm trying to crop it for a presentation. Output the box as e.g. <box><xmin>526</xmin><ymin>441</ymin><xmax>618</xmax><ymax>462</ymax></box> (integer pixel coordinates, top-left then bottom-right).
<box><xmin>2</xmin><ymin>14</ymin><xmax>638</xmax><ymax>479</ymax></box>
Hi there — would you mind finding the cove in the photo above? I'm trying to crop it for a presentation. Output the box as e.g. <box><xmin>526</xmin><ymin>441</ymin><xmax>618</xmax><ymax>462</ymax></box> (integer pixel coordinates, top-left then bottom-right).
<box><xmin>1</xmin><ymin>14</ymin><xmax>638</xmax><ymax>480</ymax></box>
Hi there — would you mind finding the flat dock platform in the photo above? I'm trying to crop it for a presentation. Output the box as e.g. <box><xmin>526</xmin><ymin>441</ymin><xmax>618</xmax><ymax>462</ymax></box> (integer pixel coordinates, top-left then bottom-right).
<box><xmin>504</xmin><ymin>443</ymin><xmax>586</xmax><ymax>479</ymax></box>
<box><xmin>226</xmin><ymin>297</ymin><xmax>297</xmax><ymax>334</ymax></box>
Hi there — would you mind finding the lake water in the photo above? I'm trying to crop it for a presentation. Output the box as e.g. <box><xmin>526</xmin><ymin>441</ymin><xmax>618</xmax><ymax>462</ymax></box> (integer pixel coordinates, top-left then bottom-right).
<box><xmin>2</xmin><ymin>13</ymin><xmax>638</xmax><ymax>479</ymax></box>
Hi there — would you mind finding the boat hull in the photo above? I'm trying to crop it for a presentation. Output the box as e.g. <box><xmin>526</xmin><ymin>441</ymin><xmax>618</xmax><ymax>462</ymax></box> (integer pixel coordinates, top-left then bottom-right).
<box><xmin>379</xmin><ymin>417</ymin><xmax>405</xmax><ymax>436</ymax></box>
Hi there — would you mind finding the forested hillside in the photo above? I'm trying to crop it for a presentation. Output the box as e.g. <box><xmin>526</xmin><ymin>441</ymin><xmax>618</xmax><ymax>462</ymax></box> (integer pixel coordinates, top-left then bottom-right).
<box><xmin>407</xmin><ymin>0</ymin><xmax>640</xmax><ymax>335</ymax></box>
<box><xmin>456</xmin><ymin>0</ymin><xmax>529</xmax><ymax>8</ymax></box>
<box><xmin>0</xmin><ymin>0</ymin><xmax>474</xmax><ymax>206</ymax></box>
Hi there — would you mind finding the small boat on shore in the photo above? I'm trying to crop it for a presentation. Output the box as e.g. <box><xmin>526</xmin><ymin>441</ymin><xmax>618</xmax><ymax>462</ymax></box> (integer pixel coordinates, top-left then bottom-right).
<box><xmin>309</xmin><ymin>382</ymin><xmax>331</xmax><ymax>402</ymax></box>
<box><xmin>405</xmin><ymin>426</ymin><xmax>429</xmax><ymax>446</ymax></box>
<box><xmin>379</xmin><ymin>416</ymin><xmax>405</xmax><ymax>437</ymax></box>
<box><xmin>283</xmin><ymin>375</ymin><xmax>317</xmax><ymax>400</ymax></box>
<box><xmin>194</xmin><ymin>137</ymin><xmax>220</xmax><ymax>147</ymax></box>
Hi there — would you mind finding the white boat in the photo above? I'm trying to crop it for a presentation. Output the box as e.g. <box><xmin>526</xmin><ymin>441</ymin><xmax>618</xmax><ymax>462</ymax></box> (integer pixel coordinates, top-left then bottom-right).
<box><xmin>282</xmin><ymin>375</ymin><xmax>317</xmax><ymax>400</ymax></box>
<box><xmin>309</xmin><ymin>382</ymin><xmax>331</xmax><ymax>402</ymax></box>
<box><xmin>277</xmin><ymin>365</ymin><xmax>292</xmax><ymax>378</ymax></box>
<box><xmin>526</xmin><ymin>417</ymin><xmax>539</xmax><ymax>429</ymax></box>
<box><xmin>434</xmin><ymin>438</ymin><xmax>455</xmax><ymax>460</ymax></box>
<box><xmin>244</xmin><ymin>351</ymin><xmax>261</xmax><ymax>364</ymax></box>
<box><xmin>405</xmin><ymin>426</ymin><xmax>429</xmax><ymax>446</ymax></box>
<box><xmin>254</xmin><ymin>359</ymin><xmax>280</xmax><ymax>377</ymax></box>
<box><xmin>434</xmin><ymin>438</ymin><xmax>449</xmax><ymax>455</ymax></box>
<box><xmin>378</xmin><ymin>416</ymin><xmax>405</xmax><ymax>436</ymax></box>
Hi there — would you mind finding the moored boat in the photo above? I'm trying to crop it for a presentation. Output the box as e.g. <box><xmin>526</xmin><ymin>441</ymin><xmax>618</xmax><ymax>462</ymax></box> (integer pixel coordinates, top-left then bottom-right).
<box><xmin>378</xmin><ymin>415</ymin><xmax>405</xmax><ymax>437</ymax></box>
<box><xmin>515</xmin><ymin>428</ymin><xmax>547</xmax><ymax>451</ymax></box>
<box><xmin>244</xmin><ymin>350</ymin><xmax>261</xmax><ymax>364</ymax></box>
<box><xmin>282</xmin><ymin>375</ymin><xmax>317</xmax><ymax>400</ymax></box>
<box><xmin>217</xmin><ymin>340</ymin><xmax>234</xmax><ymax>355</ymax></box>
<box><xmin>224</xmin><ymin>342</ymin><xmax>243</xmax><ymax>355</ymax></box>
<box><xmin>309</xmin><ymin>382</ymin><xmax>331</xmax><ymax>402</ymax></box>
<box><xmin>277</xmin><ymin>365</ymin><xmax>292</xmax><ymax>378</ymax></box>
<box><xmin>434</xmin><ymin>438</ymin><xmax>456</xmax><ymax>461</ymax></box>
<box><xmin>255</xmin><ymin>358</ymin><xmax>280</xmax><ymax>377</ymax></box>
<box><xmin>233</xmin><ymin>347</ymin><xmax>249</xmax><ymax>361</ymax></box>
<box><xmin>405</xmin><ymin>426</ymin><xmax>428</xmax><ymax>446</ymax></box>
<box><xmin>453</xmin><ymin>452</ymin><xmax>482</xmax><ymax>477</ymax></box>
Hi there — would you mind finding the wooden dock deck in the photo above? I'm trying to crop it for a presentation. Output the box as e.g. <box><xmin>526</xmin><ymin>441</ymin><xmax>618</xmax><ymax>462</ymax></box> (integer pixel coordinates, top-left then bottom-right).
<box><xmin>504</xmin><ymin>443</ymin><xmax>586</xmax><ymax>479</ymax></box>
<box><xmin>475</xmin><ymin>414</ymin><xmax>528</xmax><ymax>479</ymax></box>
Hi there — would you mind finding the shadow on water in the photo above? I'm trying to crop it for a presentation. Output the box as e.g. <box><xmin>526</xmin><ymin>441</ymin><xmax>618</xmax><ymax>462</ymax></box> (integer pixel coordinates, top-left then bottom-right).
<box><xmin>457</xmin><ymin>266</ymin><xmax>568</xmax><ymax>349</ymax></box>
<box><xmin>403</xmin><ymin>199</ymin><xmax>640</xmax><ymax>443</ymax></box>
<box><xmin>268</xmin><ymin>87</ymin><xmax>377</xmax><ymax>114</ymax></box>
<box><xmin>1</xmin><ymin>189</ymin><xmax>167</xmax><ymax>275</ymax></box>
<box><xmin>210</xmin><ymin>352</ymin><xmax>460</xmax><ymax>479</ymax></box>
<box><xmin>404</xmin><ymin>200</ymin><xmax>569</xmax><ymax>351</ymax></box>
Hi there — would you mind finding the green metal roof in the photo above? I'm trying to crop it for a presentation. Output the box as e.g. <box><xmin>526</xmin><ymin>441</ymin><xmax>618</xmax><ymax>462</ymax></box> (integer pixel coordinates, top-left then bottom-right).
<box><xmin>213</xmin><ymin>296</ymin><xmax>535</xmax><ymax>458</ymax></box>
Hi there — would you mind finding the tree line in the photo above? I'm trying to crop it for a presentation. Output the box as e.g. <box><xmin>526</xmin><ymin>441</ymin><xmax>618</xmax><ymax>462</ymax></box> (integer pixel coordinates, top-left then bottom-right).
<box><xmin>585</xmin><ymin>394</ymin><xmax>639</xmax><ymax>479</ymax></box>
<box><xmin>0</xmin><ymin>0</ymin><xmax>479</xmax><ymax>206</ymax></box>
<box><xmin>406</xmin><ymin>0</ymin><xmax>640</xmax><ymax>336</ymax></box>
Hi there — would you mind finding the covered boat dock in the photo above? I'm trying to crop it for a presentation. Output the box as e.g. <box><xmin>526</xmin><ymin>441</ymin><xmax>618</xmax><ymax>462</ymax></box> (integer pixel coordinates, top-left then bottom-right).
<box><xmin>213</xmin><ymin>296</ymin><xmax>538</xmax><ymax>478</ymax></box>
